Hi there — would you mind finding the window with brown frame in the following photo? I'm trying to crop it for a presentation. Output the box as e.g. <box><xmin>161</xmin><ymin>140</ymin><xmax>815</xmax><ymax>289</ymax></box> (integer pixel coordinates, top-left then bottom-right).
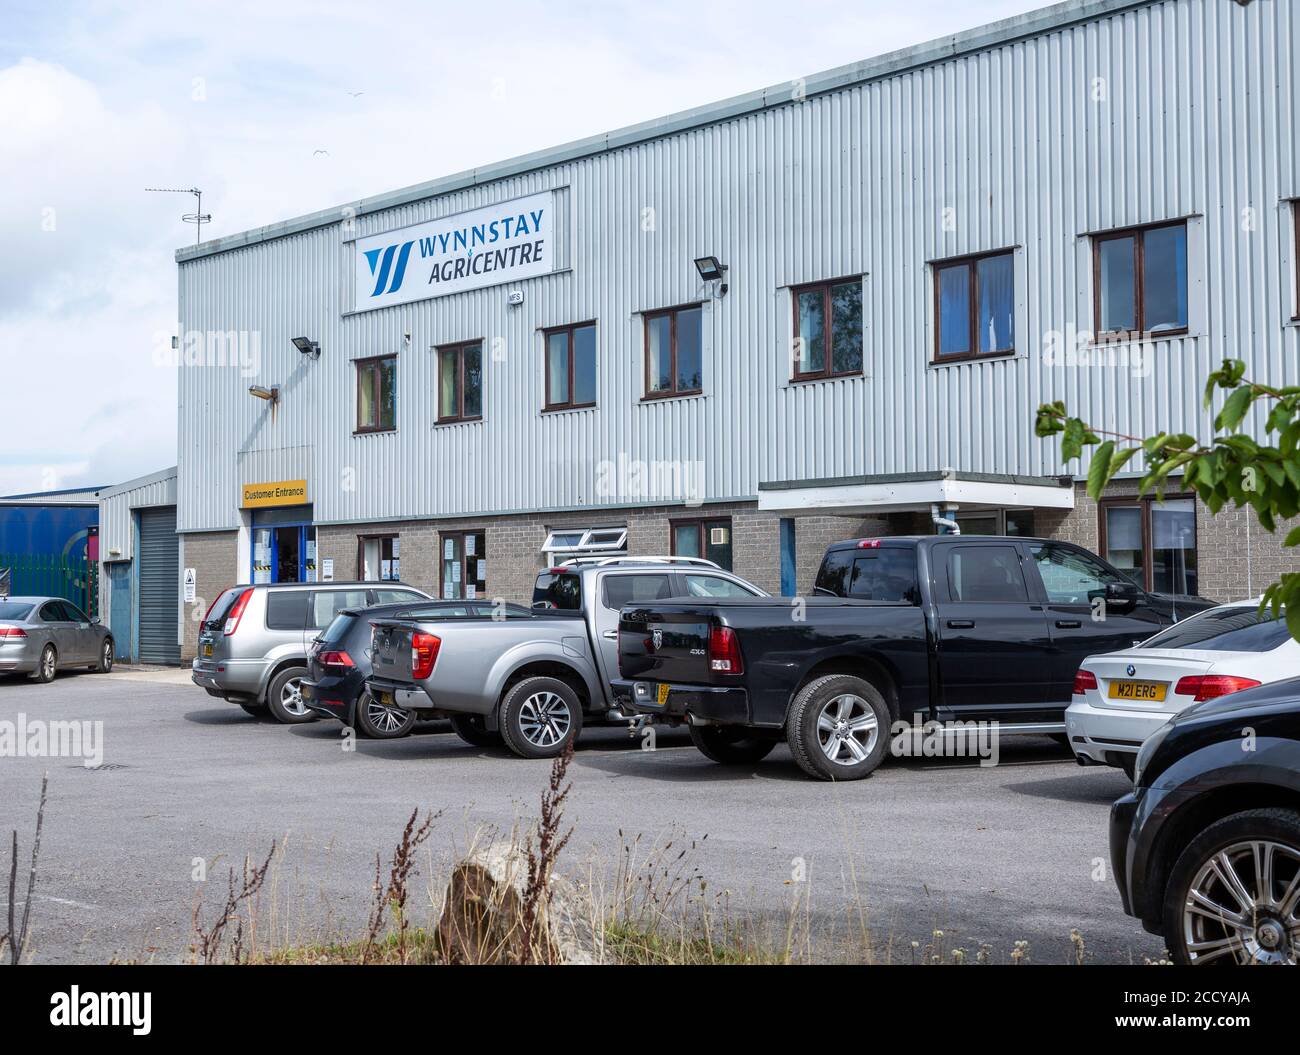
<box><xmin>1099</xmin><ymin>495</ymin><xmax>1198</xmax><ymax>595</ymax></box>
<box><xmin>933</xmin><ymin>250</ymin><xmax>1015</xmax><ymax>362</ymax></box>
<box><xmin>355</xmin><ymin>355</ymin><xmax>396</xmax><ymax>432</ymax></box>
<box><xmin>670</xmin><ymin>517</ymin><xmax>732</xmax><ymax>571</ymax></box>
<box><xmin>544</xmin><ymin>322</ymin><xmax>597</xmax><ymax>410</ymax></box>
<box><xmin>440</xmin><ymin>530</ymin><xmax>486</xmax><ymax>599</ymax></box>
<box><xmin>1293</xmin><ymin>200</ymin><xmax>1300</xmax><ymax>321</ymax></box>
<box><xmin>437</xmin><ymin>341</ymin><xmax>483</xmax><ymax>423</ymax></box>
<box><xmin>643</xmin><ymin>304</ymin><xmax>702</xmax><ymax>399</ymax></box>
<box><xmin>1093</xmin><ymin>221</ymin><xmax>1189</xmax><ymax>340</ymax></box>
<box><xmin>358</xmin><ymin>534</ymin><xmax>399</xmax><ymax>581</ymax></box>
<box><xmin>792</xmin><ymin>277</ymin><xmax>863</xmax><ymax>380</ymax></box>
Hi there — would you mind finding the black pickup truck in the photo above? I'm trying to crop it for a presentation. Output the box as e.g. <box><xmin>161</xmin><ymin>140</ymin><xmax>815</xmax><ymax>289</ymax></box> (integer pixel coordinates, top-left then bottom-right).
<box><xmin>613</xmin><ymin>535</ymin><xmax>1214</xmax><ymax>781</ymax></box>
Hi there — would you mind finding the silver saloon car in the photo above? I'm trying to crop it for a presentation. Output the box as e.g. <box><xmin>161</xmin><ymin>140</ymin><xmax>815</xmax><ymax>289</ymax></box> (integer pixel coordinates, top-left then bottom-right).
<box><xmin>0</xmin><ymin>596</ymin><xmax>114</xmax><ymax>683</ymax></box>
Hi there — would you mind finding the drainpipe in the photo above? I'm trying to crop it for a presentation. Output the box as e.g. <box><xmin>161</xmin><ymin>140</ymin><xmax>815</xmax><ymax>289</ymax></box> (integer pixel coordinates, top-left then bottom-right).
<box><xmin>931</xmin><ymin>504</ymin><xmax>960</xmax><ymax>535</ymax></box>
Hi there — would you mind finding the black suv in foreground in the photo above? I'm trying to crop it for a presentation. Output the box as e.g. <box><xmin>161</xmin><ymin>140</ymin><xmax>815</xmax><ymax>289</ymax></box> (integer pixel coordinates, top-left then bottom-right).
<box><xmin>615</xmin><ymin>535</ymin><xmax>1212</xmax><ymax>780</ymax></box>
<box><xmin>1110</xmin><ymin>678</ymin><xmax>1300</xmax><ymax>965</ymax></box>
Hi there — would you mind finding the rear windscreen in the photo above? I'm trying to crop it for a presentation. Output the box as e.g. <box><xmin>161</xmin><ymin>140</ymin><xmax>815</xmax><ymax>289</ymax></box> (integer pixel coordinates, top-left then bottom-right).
<box><xmin>202</xmin><ymin>588</ymin><xmax>245</xmax><ymax>631</ymax></box>
<box><xmin>0</xmin><ymin>602</ymin><xmax>33</xmax><ymax>620</ymax></box>
<box><xmin>532</xmin><ymin>573</ymin><xmax>582</xmax><ymax>610</ymax></box>
<box><xmin>319</xmin><ymin>612</ymin><xmax>357</xmax><ymax>646</ymax></box>
<box><xmin>1141</xmin><ymin>606</ymin><xmax>1293</xmax><ymax>653</ymax></box>
<box><xmin>815</xmin><ymin>549</ymin><xmax>919</xmax><ymax>602</ymax></box>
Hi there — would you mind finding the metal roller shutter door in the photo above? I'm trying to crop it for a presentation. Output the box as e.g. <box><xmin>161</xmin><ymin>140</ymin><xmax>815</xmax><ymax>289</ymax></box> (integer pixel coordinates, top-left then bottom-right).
<box><xmin>138</xmin><ymin>507</ymin><xmax>180</xmax><ymax>664</ymax></box>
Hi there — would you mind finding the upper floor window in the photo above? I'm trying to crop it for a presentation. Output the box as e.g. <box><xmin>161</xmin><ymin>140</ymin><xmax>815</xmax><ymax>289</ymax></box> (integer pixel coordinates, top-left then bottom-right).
<box><xmin>792</xmin><ymin>278</ymin><xmax>863</xmax><ymax>380</ymax></box>
<box><xmin>933</xmin><ymin>250</ymin><xmax>1015</xmax><ymax>361</ymax></box>
<box><xmin>1094</xmin><ymin>221</ymin><xmax>1188</xmax><ymax>339</ymax></box>
<box><xmin>544</xmin><ymin>322</ymin><xmax>597</xmax><ymax>410</ymax></box>
<box><xmin>644</xmin><ymin>304</ymin><xmax>702</xmax><ymax>399</ymax></box>
<box><xmin>356</xmin><ymin>355</ymin><xmax>396</xmax><ymax>432</ymax></box>
<box><xmin>437</xmin><ymin>341</ymin><xmax>482</xmax><ymax>423</ymax></box>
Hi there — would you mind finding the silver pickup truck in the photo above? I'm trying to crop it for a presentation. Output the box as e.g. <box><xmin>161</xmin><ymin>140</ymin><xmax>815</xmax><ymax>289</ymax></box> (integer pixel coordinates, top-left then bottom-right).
<box><xmin>365</xmin><ymin>557</ymin><xmax>767</xmax><ymax>758</ymax></box>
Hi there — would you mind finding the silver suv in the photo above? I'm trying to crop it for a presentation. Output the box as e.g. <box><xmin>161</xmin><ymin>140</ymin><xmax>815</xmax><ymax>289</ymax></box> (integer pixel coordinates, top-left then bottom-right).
<box><xmin>191</xmin><ymin>581</ymin><xmax>430</xmax><ymax>722</ymax></box>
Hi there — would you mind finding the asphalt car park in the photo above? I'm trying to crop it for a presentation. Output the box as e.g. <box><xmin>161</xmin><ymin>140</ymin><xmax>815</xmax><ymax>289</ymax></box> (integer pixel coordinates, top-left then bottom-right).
<box><xmin>0</xmin><ymin>669</ymin><xmax>1163</xmax><ymax>964</ymax></box>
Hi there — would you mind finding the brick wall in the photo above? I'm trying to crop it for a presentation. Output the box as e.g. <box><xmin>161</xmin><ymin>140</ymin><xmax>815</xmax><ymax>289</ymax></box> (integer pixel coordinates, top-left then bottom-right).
<box><xmin>180</xmin><ymin>530</ymin><xmax>239</xmax><ymax>661</ymax></box>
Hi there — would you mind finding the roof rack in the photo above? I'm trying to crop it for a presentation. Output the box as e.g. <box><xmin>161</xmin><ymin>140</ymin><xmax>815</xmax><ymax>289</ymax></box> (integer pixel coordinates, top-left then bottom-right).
<box><xmin>556</xmin><ymin>555</ymin><xmax>721</xmax><ymax>569</ymax></box>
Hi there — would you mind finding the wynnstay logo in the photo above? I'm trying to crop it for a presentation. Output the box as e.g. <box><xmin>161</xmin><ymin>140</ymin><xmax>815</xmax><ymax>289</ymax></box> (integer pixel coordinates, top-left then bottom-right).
<box><xmin>364</xmin><ymin>239</ymin><xmax>414</xmax><ymax>297</ymax></box>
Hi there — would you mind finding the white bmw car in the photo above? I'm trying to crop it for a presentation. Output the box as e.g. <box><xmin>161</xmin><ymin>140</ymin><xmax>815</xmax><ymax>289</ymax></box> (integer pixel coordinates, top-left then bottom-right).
<box><xmin>1066</xmin><ymin>599</ymin><xmax>1299</xmax><ymax>777</ymax></box>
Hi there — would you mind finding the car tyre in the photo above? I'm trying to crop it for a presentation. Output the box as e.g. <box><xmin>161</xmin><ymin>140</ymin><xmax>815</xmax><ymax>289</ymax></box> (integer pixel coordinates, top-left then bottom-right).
<box><xmin>94</xmin><ymin>639</ymin><xmax>114</xmax><ymax>673</ymax></box>
<box><xmin>355</xmin><ymin>690</ymin><xmax>417</xmax><ymax>739</ymax></box>
<box><xmin>498</xmin><ymin>676</ymin><xmax>583</xmax><ymax>759</ymax></box>
<box><xmin>265</xmin><ymin>665</ymin><xmax>315</xmax><ymax>724</ymax></box>
<box><xmin>688</xmin><ymin>722</ymin><xmax>776</xmax><ymax>765</ymax></box>
<box><xmin>1162</xmin><ymin>807</ymin><xmax>1300</xmax><ymax>966</ymax></box>
<box><xmin>786</xmin><ymin>674</ymin><xmax>890</xmax><ymax>782</ymax></box>
<box><xmin>31</xmin><ymin>644</ymin><xmax>57</xmax><ymax>683</ymax></box>
<box><xmin>450</xmin><ymin>713</ymin><xmax>503</xmax><ymax>748</ymax></box>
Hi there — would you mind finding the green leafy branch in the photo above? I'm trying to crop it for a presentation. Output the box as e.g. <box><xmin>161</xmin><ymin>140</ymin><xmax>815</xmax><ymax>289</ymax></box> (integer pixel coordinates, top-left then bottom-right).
<box><xmin>1035</xmin><ymin>358</ymin><xmax>1300</xmax><ymax>635</ymax></box>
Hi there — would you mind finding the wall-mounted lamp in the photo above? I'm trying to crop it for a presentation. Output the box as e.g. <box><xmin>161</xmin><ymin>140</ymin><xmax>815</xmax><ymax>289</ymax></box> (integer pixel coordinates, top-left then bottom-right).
<box><xmin>694</xmin><ymin>255</ymin><xmax>729</xmax><ymax>296</ymax></box>
<box><xmin>248</xmin><ymin>385</ymin><xmax>280</xmax><ymax>404</ymax></box>
<box><xmin>291</xmin><ymin>336</ymin><xmax>320</xmax><ymax>359</ymax></box>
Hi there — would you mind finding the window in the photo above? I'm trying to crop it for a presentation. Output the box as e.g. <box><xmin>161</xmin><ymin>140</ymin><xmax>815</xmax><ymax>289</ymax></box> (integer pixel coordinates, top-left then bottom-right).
<box><xmin>544</xmin><ymin>323</ymin><xmax>597</xmax><ymax>410</ymax></box>
<box><xmin>355</xmin><ymin>355</ymin><xmax>397</xmax><ymax>432</ymax></box>
<box><xmin>0</xmin><ymin>602</ymin><xmax>33</xmax><ymax>620</ymax></box>
<box><xmin>371</xmin><ymin>589</ymin><xmax>427</xmax><ymax>606</ymax></box>
<box><xmin>671</xmin><ymin>518</ymin><xmax>732</xmax><ymax>570</ymax></box>
<box><xmin>1029</xmin><ymin>543</ymin><xmax>1125</xmax><ymax>605</ymax></box>
<box><xmin>1100</xmin><ymin>496</ymin><xmax>1198</xmax><ymax>595</ymax></box>
<box><xmin>933</xmin><ymin>250</ymin><xmax>1015</xmax><ymax>361</ymax></box>
<box><xmin>441</xmin><ymin>530</ymin><xmax>486</xmax><ymax>599</ymax></box>
<box><xmin>1094</xmin><ymin>221</ymin><xmax>1188</xmax><ymax>339</ymax></box>
<box><xmin>532</xmin><ymin>571</ymin><xmax>582</xmax><ymax>610</ymax></box>
<box><xmin>62</xmin><ymin>602</ymin><xmax>88</xmax><ymax>622</ymax></box>
<box><xmin>359</xmin><ymin>535</ymin><xmax>399</xmax><ymax>581</ymax></box>
<box><xmin>945</xmin><ymin>545</ymin><xmax>1028</xmax><ymax>603</ymax></box>
<box><xmin>644</xmin><ymin>305</ymin><xmax>702</xmax><ymax>398</ymax></box>
<box><xmin>437</xmin><ymin>341</ymin><xmax>483</xmax><ymax>422</ymax></box>
<box><xmin>265</xmin><ymin>590</ymin><xmax>311</xmax><ymax>630</ymax></box>
<box><xmin>814</xmin><ymin>549</ymin><xmax>919</xmax><ymax>602</ymax></box>
<box><xmin>683</xmin><ymin>574</ymin><xmax>759</xmax><ymax>599</ymax></box>
<box><xmin>542</xmin><ymin>526</ymin><xmax>627</xmax><ymax>562</ymax></box>
<box><xmin>602</xmin><ymin>573</ymin><xmax>673</xmax><ymax>610</ymax></box>
<box><xmin>309</xmin><ymin>589</ymin><xmax>369</xmax><ymax>629</ymax></box>
<box><xmin>1141</xmin><ymin>605</ymin><xmax>1291</xmax><ymax>653</ymax></box>
<box><xmin>792</xmin><ymin>278</ymin><xmax>863</xmax><ymax>379</ymax></box>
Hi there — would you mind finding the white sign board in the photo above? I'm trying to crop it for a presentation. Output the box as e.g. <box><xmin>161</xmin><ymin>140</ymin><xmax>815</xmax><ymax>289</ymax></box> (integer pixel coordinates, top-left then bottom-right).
<box><xmin>183</xmin><ymin>568</ymin><xmax>197</xmax><ymax>604</ymax></box>
<box><xmin>321</xmin><ymin>558</ymin><xmax>334</xmax><ymax>582</ymax></box>
<box><xmin>353</xmin><ymin>191</ymin><xmax>555</xmax><ymax>312</ymax></box>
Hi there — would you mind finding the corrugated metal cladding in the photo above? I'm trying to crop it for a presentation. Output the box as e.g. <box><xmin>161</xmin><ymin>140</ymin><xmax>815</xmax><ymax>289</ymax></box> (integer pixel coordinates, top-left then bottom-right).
<box><xmin>137</xmin><ymin>507</ymin><xmax>180</xmax><ymax>664</ymax></box>
<box><xmin>98</xmin><ymin>469</ymin><xmax>178</xmax><ymax>563</ymax></box>
<box><xmin>177</xmin><ymin>0</ymin><xmax>1300</xmax><ymax>533</ymax></box>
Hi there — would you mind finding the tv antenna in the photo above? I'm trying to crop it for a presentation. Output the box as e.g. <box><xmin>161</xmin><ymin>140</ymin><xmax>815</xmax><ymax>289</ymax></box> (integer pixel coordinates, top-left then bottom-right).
<box><xmin>145</xmin><ymin>186</ymin><xmax>211</xmax><ymax>245</ymax></box>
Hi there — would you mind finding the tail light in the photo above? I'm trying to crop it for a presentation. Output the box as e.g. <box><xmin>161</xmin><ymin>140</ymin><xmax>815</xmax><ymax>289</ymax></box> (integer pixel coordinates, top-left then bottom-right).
<box><xmin>0</xmin><ymin>626</ymin><xmax>28</xmax><ymax>639</ymax></box>
<box><xmin>1073</xmin><ymin>669</ymin><xmax>1098</xmax><ymax>696</ymax></box>
<box><xmin>223</xmin><ymin>588</ymin><xmax>253</xmax><ymax>636</ymax></box>
<box><xmin>411</xmin><ymin>632</ymin><xmax>441</xmax><ymax>680</ymax></box>
<box><xmin>318</xmin><ymin>650</ymin><xmax>355</xmax><ymax>670</ymax></box>
<box><xmin>1174</xmin><ymin>674</ymin><xmax>1261</xmax><ymax>702</ymax></box>
<box><xmin>856</xmin><ymin>539</ymin><xmax>882</xmax><ymax>549</ymax></box>
<box><xmin>708</xmin><ymin>625</ymin><xmax>744</xmax><ymax>675</ymax></box>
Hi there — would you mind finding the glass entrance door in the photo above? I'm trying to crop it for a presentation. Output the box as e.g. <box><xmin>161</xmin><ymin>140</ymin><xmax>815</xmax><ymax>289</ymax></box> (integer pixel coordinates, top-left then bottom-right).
<box><xmin>251</xmin><ymin>520</ymin><xmax>317</xmax><ymax>583</ymax></box>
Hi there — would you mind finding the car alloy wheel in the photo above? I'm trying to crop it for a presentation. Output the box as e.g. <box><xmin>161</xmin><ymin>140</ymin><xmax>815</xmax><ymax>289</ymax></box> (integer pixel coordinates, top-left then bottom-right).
<box><xmin>1183</xmin><ymin>840</ymin><xmax>1300</xmax><ymax>965</ymax></box>
<box><xmin>101</xmin><ymin>642</ymin><xmax>113</xmax><ymax>672</ymax></box>
<box><xmin>364</xmin><ymin>694</ymin><xmax>410</xmax><ymax>735</ymax></box>
<box><xmin>816</xmin><ymin>693</ymin><xmax>880</xmax><ymax>766</ymax></box>
<box><xmin>41</xmin><ymin>646</ymin><xmax>56</xmax><ymax>681</ymax></box>
<box><xmin>280</xmin><ymin>677</ymin><xmax>309</xmax><ymax>718</ymax></box>
<box><xmin>517</xmin><ymin>690</ymin><xmax>572</xmax><ymax>748</ymax></box>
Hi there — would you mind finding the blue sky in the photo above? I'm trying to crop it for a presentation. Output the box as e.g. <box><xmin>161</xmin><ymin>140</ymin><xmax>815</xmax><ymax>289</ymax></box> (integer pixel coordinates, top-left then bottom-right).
<box><xmin>0</xmin><ymin>0</ymin><xmax>1044</xmax><ymax>494</ymax></box>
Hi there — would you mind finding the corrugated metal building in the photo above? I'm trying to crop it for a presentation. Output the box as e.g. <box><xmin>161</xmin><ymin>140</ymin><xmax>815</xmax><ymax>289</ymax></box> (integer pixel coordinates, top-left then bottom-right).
<box><xmin>175</xmin><ymin>0</ymin><xmax>1300</xmax><ymax>659</ymax></box>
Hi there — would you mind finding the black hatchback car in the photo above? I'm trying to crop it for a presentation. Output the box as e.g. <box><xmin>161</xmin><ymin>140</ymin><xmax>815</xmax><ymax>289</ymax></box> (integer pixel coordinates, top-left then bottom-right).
<box><xmin>1110</xmin><ymin>678</ymin><xmax>1300</xmax><ymax>965</ymax></box>
<box><xmin>301</xmin><ymin>599</ymin><xmax>530</xmax><ymax>738</ymax></box>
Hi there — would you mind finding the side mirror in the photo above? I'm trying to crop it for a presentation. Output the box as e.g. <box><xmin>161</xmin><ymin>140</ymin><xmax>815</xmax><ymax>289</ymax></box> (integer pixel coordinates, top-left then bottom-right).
<box><xmin>1104</xmin><ymin>581</ymin><xmax>1142</xmax><ymax>611</ymax></box>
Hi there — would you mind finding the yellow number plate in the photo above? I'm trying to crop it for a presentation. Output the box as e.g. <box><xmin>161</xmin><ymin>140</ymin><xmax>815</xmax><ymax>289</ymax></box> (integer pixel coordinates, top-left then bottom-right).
<box><xmin>380</xmin><ymin>692</ymin><xmax>395</xmax><ymax>706</ymax></box>
<box><xmin>202</xmin><ymin>643</ymin><xmax>213</xmax><ymax>658</ymax></box>
<box><xmin>657</xmin><ymin>683</ymin><xmax>671</xmax><ymax>705</ymax></box>
<box><xmin>1108</xmin><ymin>680</ymin><xmax>1166</xmax><ymax>702</ymax></box>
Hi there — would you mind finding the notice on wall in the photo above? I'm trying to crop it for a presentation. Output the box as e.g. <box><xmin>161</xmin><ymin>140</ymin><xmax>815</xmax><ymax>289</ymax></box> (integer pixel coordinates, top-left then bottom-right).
<box><xmin>353</xmin><ymin>191</ymin><xmax>555</xmax><ymax>312</ymax></box>
<box><xmin>321</xmin><ymin>558</ymin><xmax>334</xmax><ymax>582</ymax></box>
<box><xmin>465</xmin><ymin>535</ymin><xmax>476</xmax><ymax>556</ymax></box>
<box><xmin>444</xmin><ymin>539</ymin><xmax>455</xmax><ymax>559</ymax></box>
<box><xmin>183</xmin><ymin>568</ymin><xmax>197</xmax><ymax>604</ymax></box>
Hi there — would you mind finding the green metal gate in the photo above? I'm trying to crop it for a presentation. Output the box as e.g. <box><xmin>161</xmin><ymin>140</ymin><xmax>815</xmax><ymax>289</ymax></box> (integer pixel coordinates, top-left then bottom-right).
<box><xmin>0</xmin><ymin>552</ymin><xmax>98</xmax><ymax>618</ymax></box>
